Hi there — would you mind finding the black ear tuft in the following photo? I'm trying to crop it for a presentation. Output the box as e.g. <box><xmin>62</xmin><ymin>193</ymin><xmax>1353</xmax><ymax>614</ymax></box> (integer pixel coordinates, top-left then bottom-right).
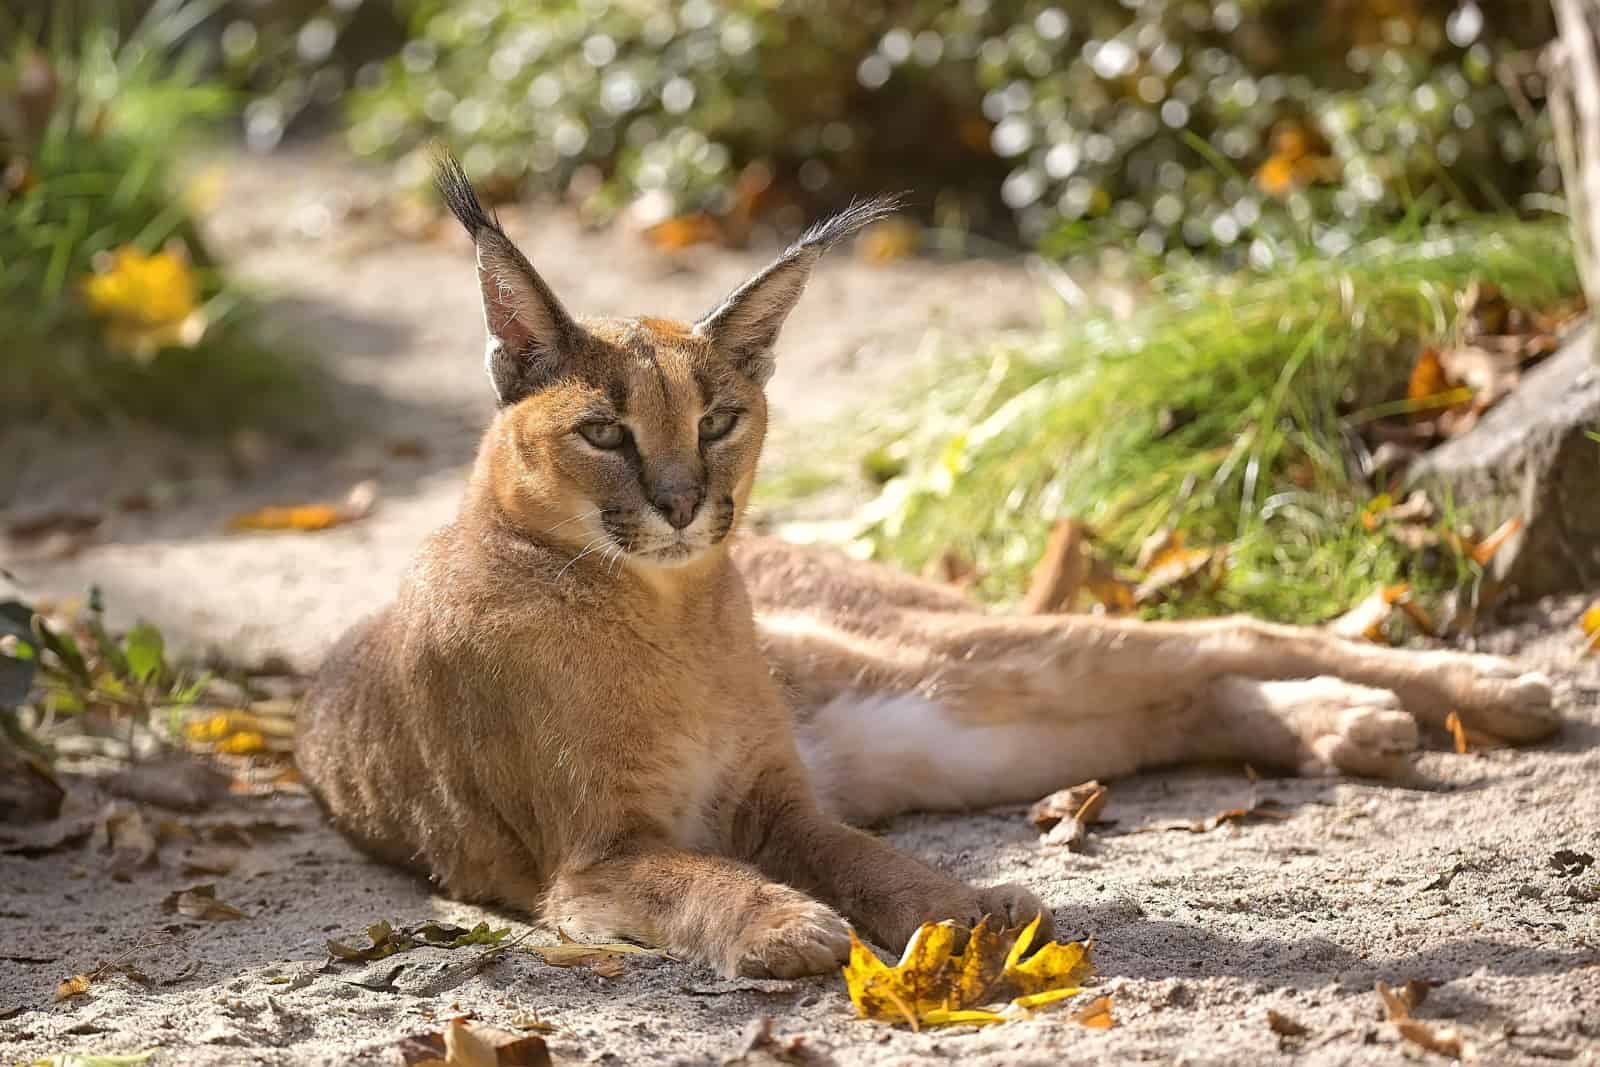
<box><xmin>432</xmin><ymin>147</ymin><xmax>500</xmax><ymax>241</ymax></box>
<box><xmin>694</xmin><ymin>194</ymin><xmax>906</xmax><ymax>385</ymax></box>
<box><xmin>432</xmin><ymin>145</ymin><xmax>579</xmax><ymax>406</ymax></box>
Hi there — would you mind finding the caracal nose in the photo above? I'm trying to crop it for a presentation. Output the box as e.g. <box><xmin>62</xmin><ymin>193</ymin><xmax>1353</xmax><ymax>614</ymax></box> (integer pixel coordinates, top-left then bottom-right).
<box><xmin>653</xmin><ymin>487</ymin><xmax>703</xmax><ymax>529</ymax></box>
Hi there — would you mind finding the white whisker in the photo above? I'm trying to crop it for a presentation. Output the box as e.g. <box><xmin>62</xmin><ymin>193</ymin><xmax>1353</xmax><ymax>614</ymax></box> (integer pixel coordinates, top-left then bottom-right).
<box><xmin>555</xmin><ymin>536</ymin><xmax>610</xmax><ymax>580</ymax></box>
<box><xmin>546</xmin><ymin>508</ymin><xmax>602</xmax><ymax>534</ymax></box>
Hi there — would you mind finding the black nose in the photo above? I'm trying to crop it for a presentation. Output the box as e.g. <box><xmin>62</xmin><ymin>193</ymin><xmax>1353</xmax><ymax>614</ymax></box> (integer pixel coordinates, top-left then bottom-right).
<box><xmin>652</xmin><ymin>488</ymin><xmax>702</xmax><ymax>529</ymax></box>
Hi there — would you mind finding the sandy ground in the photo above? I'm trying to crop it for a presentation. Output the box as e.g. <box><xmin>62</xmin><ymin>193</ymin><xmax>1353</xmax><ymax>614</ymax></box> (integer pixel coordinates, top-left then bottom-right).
<box><xmin>3</xmin><ymin>147</ymin><xmax>1599</xmax><ymax>1066</ymax></box>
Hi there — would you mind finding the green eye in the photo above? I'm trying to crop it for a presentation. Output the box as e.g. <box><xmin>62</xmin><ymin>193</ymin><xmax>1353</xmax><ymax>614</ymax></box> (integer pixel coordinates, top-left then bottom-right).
<box><xmin>699</xmin><ymin>410</ymin><xmax>738</xmax><ymax>441</ymax></box>
<box><xmin>578</xmin><ymin>421</ymin><xmax>626</xmax><ymax>449</ymax></box>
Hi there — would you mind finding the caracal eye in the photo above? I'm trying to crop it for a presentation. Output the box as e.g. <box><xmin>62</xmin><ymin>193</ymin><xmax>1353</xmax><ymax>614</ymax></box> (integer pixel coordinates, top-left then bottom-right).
<box><xmin>699</xmin><ymin>410</ymin><xmax>738</xmax><ymax>441</ymax></box>
<box><xmin>578</xmin><ymin>421</ymin><xmax>626</xmax><ymax>449</ymax></box>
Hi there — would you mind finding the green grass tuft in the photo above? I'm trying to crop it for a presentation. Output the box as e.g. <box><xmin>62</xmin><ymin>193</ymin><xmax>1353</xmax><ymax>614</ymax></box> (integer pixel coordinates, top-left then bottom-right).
<box><xmin>800</xmin><ymin>221</ymin><xmax>1580</xmax><ymax>623</ymax></box>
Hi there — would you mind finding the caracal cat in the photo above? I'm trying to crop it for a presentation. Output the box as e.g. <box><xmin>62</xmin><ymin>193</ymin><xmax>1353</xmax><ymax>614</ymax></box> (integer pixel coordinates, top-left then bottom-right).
<box><xmin>297</xmin><ymin>154</ymin><xmax>1560</xmax><ymax>978</ymax></box>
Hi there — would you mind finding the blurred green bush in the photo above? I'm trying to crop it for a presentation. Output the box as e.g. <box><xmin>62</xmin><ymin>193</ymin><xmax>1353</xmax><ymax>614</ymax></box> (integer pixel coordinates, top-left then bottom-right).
<box><xmin>1</xmin><ymin>3</ymin><xmax>310</xmax><ymax>431</ymax></box>
<box><xmin>322</xmin><ymin>0</ymin><xmax>1558</xmax><ymax>260</ymax></box>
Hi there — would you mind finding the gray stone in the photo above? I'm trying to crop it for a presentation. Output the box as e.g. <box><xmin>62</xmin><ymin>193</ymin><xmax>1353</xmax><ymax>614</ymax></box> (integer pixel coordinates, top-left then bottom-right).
<box><xmin>1407</xmin><ymin>322</ymin><xmax>1600</xmax><ymax>601</ymax></box>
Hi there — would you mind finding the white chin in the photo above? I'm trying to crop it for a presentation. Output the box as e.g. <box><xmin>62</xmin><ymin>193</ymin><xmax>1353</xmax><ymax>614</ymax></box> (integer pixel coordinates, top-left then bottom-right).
<box><xmin>635</xmin><ymin>541</ymin><xmax>704</xmax><ymax>567</ymax></box>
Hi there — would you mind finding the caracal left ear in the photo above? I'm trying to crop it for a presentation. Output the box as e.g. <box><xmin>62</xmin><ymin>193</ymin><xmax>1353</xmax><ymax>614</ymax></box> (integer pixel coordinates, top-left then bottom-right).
<box><xmin>693</xmin><ymin>196</ymin><xmax>900</xmax><ymax>385</ymax></box>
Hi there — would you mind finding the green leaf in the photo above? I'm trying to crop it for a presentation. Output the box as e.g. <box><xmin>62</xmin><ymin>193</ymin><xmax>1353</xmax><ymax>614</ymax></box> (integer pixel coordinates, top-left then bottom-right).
<box><xmin>34</xmin><ymin>619</ymin><xmax>89</xmax><ymax>684</ymax></box>
<box><xmin>122</xmin><ymin>622</ymin><xmax>165</xmax><ymax>685</ymax></box>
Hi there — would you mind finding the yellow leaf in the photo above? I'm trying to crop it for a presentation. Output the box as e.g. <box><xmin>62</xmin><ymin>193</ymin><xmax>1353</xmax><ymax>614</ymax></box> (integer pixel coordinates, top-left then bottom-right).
<box><xmin>1582</xmin><ymin>602</ymin><xmax>1600</xmax><ymax>654</ymax></box>
<box><xmin>226</xmin><ymin>481</ymin><xmax>378</xmax><ymax>534</ymax></box>
<box><xmin>1069</xmin><ymin>993</ymin><xmax>1115</xmax><ymax>1028</ymax></box>
<box><xmin>80</xmin><ymin>246</ymin><xmax>206</xmax><ymax>362</ymax></box>
<box><xmin>842</xmin><ymin>915</ymin><xmax>1092</xmax><ymax>1029</ymax></box>
<box><xmin>217</xmin><ymin>730</ymin><xmax>267</xmax><ymax>755</ymax></box>
<box><xmin>529</xmin><ymin>930</ymin><xmax>655</xmax><ymax>974</ymax></box>
<box><xmin>54</xmin><ymin>973</ymin><xmax>91</xmax><ymax>1001</ymax></box>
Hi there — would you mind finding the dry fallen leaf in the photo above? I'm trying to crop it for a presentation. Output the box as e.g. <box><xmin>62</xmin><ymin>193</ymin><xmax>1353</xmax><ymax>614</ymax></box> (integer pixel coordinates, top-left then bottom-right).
<box><xmin>1021</xmin><ymin>519</ymin><xmax>1089</xmax><ymax>615</ymax></box>
<box><xmin>1442</xmin><ymin>710</ymin><xmax>1508</xmax><ymax>754</ymax></box>
<box><xmin>164</xmin><ymin>883</ymin><xmax>248</xmax><ymax>922</ymax></box>
<box><xmin>1028</xmin><ymin>781</ymin><xmax>1107</xmax><ymax>851</ymax></box>
<box><xmin>529</xmin><ymin>929</ymin><xmax>653</xmax><ymax>975</ymax></box>
<box><xmin>843</xmin><ymin>915</ymin><xmax>1091</xmax><ymax>1030</ymax></box>
<box><xmin>398</xmin><ymin>1018</ymin><xmax>551</xmax><ymax>1067</ymax></box>
<box><xmin>1266</xmin><ymin>1008</ymin><xmax>1311</xmax><ymax>1037</ymax></box>
<box><xmin>92</xmin><ymin>803</ymin><xmax>158</xmax><ymax>879</ymax></box>
<box><xmin>179</xmin><ymin>847</ymin><xmax>239</xmax><ymax>877</ymax></box>
<box><xmin>1132</xmin><ymin>529</ymin><xmax>1224</xmax><ymax>604</ymax></box>
<box><xmin>54</xmin><ymin>973</ymin><xmax>92</xmax><ymax>1001</ymax></box>
<box><xmin>1327</xmin><ymin>584</ymin><xmax>1414</xmax><ymax>644</ymax></box>
<box><xmin>1583</xmin><ymin>603</ymin><xmax>1600</xmax><ymax>655</ymax></box>
<box><xmin>1138</xmin><ymin>795</ymin><xmax>1290</xmax><ymax>834</ymax></box>
<box><xmin>226</xmin><ymin>480</ymin><xmax>378</xmax><ymax>533</ymax></box>
<box><xmin>1068</xmin><ymin>994</ymin><xmax>1114</xmax><ymax>1028</ymax></box>
<box><xmin>1377</xmin><ymin>980</ymin><xmax>1459</xmax><ymax>1059</ymax></box>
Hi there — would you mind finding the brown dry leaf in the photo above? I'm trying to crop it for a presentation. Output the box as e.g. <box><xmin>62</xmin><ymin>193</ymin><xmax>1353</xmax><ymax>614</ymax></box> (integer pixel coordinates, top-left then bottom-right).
<box><xmin>54</xmin><ymin>973</ymin><xmax>92</xmax><ymax>1001</ymax></box>
<box><xmin>399</xmin><ymin>1018</ymin><xmax>551</xmax><ymax>1067</ymax></box>
<box><xmin>1028</xmin><ymin>781</ymin><xmax>1107</xmax><ymax>851</ymax></box>
<box><xmin>921</xmin><ymin>548</ymin><xmax>980</xmax><ymax>592</ymax></box>
<box><xmin>643</xmin><ymin>212</ymin><xmax>723</xmax><ymax>251</ymax></box>
<box><xmin>1132</xmin><ymin>530</ymin><xmax>1224</xmax><ymax>605</ymax></box>
<box><xmin>92</xmin><ymin>802</ymin><xmax>158</xmax><ymax>879</ymax></box>
<box><xmin>528</xmin><ymin>929</ymin><xmax>654</xmax><ymax>975</ymax></box>
<box><xmin>1582</xmin><ymin>602</ymin><xmax>1600</xmax><ymax>655</ymax></box>
<box><xmin>1139</xmin><ymin>796</ymin><xmax>1290</xmax><ymax>834</ymax></box>
<box><xmin>1084</xmin><ymin>554</ymin><xmax>1136</xmax><ymax>614</ymax></box>
<box><xmin>1068</xmin><ymin>994</ymin><xmax>1114</xmax><ymax>1029</ymax></box>
<box><xmin>1395</xmin><ymin>1018</ymin><xmax>1464</xmax><ymax>1059</ymax></box>
<box><xmin>1021</xmin><ymin>519</ymin><xmax>1088</xmax><ymax>615</ymax></box>
<box><xmin>723</xmin><ymin>1016</ymin><xmax>821</xmax><ymax>1067</ymax></box>
<box><xmin>4</xmin><ymin>509</ymin><xmax>103</xmax><ymax>561</ymax></box>
<box><xmin>1467</xmin><ymin>516</ymin><xmax>1523</xmax><ymax>567</ymax></box>
<box><xmin>1377</xmin><ymin>980</ymin><xmax>1460</xmax><ymax>1059</ymax></box>
<box><xmin>1266</xmin><ymin>1008</ymin><xmax>1311</xmax><ymax>1037</ymax></box>
<box><xmin>857</xmin><ymin>218</ymin><xmax>919</xmax><ymax>264</ymax></box>
<box><xmin>164</xmin><ymin>883</ymin><xmax>248</xmax><ymax>921</ymax></box>
<box><xmin>226</xmin><ymin>480</ymin><xmax>378</xmax><ymax>533</ymax></box>
<box><xmin>843</xmin><ymin>915</ymin><xmax>1091</xmax><ymax>1030</ymax></box>
<box><xmin>1406</xmin><ymin>346</ymin><xmax>1472</xmax><ymax>420</ymax></box>
<box><xmin>1441</xmin><ymin>710</ymin><xmax>1508</xmax><ymax>754</ymax></box>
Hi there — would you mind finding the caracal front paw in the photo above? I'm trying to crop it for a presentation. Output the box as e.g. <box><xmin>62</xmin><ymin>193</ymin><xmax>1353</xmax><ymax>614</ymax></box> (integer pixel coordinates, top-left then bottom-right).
<box><xmin>727</xmin><ymin>893</ymin><xmax>852</xmax><ymax>978</ymax></box>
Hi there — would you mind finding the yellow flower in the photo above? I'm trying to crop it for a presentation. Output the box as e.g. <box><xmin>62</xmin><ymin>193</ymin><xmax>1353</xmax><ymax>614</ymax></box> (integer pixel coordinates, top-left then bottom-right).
<box><xmin>81</xmin><ymin>245</ymin><xmax>207</xmax><ymax>362</ymax></box>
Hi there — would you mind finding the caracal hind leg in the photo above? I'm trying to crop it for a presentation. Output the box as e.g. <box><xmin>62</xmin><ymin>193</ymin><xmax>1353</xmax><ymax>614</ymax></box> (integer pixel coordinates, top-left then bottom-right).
<box><xmin>543</xmin><ymin>845</ymin><xmax>850</xmax><ymax>978</ymax></box>
<box><xmin>828</xmin><ymin>610</ymin><xmax>1559</xmax><ymax>744</ymax></box>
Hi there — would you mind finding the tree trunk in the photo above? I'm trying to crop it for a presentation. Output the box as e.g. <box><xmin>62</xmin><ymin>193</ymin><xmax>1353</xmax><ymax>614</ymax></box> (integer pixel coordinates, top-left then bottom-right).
<box><xmin>1549</xmin><ymin>0</ymin><xmax>1600</xmax><ymax>342</ymax></box>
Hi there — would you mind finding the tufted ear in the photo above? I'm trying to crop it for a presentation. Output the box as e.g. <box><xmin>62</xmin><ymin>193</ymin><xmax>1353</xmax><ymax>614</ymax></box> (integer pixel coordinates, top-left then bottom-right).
<box><xmin>693</xmin><ymin>196</ymin><xmax>900</xmax><ymax>385</ymax></box>
<box><xmin>434</xmin><ymin>150</ymin><xmax>580</xmax><ymax>405</ymax></box>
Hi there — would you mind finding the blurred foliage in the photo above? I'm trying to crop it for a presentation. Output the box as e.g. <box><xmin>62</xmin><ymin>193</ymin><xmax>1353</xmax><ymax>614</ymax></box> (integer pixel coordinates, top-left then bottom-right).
<box><xmin>0</xmin><ymin>2</ymin><xmax>312</xmax><ymax>431</ymax></box>
<box><xmin>785</xmin><ymin>222</ymin><xmax>1580</xmax><ymax>620</ymax></box>
<box><xmin>318</xmin><ymin>0</ymin><xmax>1559</xmax><ymax>258</ymax></box>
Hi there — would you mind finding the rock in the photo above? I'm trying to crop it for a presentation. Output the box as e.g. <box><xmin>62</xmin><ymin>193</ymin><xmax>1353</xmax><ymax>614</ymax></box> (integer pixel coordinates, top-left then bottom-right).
<box><xmin>1407</xmin><ymin>323</ymin><xmax>1600</xmax><ymax>602</ymax></box>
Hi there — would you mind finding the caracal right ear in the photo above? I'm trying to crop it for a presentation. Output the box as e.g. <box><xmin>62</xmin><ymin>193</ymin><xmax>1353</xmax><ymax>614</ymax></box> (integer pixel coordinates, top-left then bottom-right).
<box><xmin>433</xmin><ymin>150</ymin><xmax>581</xmax><ymax>406</ymax></box>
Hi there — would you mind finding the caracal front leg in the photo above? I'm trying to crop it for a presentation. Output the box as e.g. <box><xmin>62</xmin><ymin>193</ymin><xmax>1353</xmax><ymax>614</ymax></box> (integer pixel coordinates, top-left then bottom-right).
<box><xmin>543</xmin><ymin>844</ymin><xmax>850</xmax><ymax>978</ymax></box>
<box><xmin>735</xmin><ymin>768</ymin><xmax>1051</xmax><ymax>952</ymax></box>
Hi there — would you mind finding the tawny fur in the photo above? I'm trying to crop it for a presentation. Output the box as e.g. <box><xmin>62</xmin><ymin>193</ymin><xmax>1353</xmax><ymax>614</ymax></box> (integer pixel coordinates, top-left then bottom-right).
<box><xmin>297</xmin><ymin>158</ymin><xmax>1561</xmax><ymax>979</ymax></box>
